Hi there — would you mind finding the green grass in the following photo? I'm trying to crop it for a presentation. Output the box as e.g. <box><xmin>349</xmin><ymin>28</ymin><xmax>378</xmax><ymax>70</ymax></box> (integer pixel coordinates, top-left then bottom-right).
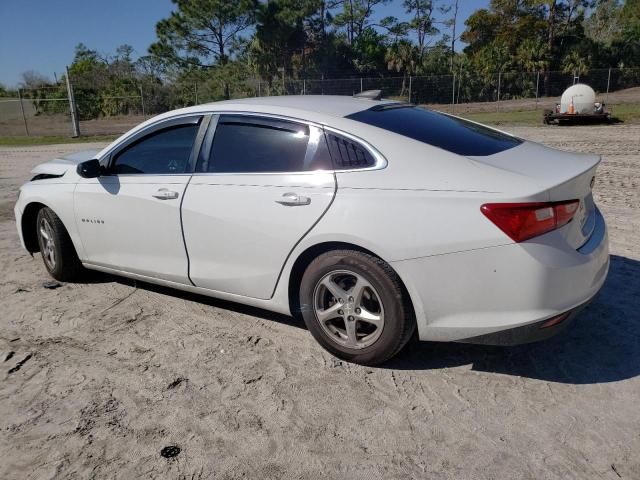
<box><xmin>456</xmin><ymin>103</ymin><xmax>640</xmax><ymax>126</ymax></box>
<box><xmin>0</xmin><ymin>134</ymin><xmax>118</xmax><ymax>146</ymax></box>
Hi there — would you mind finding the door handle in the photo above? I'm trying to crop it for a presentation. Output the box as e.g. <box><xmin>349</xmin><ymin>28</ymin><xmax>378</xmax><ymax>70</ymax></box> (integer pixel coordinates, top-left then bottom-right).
<box><xmin>152</xmin><ymin>188</ymin><xmax>179</xmax><ymax>200</ymax></box>
<box><xmin>276</xmin><ymin>192</ymin><xmax>311</xmax><ymax>206</ymax></box>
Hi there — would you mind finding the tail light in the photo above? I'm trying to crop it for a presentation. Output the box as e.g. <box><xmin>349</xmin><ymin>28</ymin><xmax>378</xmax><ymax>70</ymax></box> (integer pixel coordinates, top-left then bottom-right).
<box><xmin>481</xmin><ymin>200</ymin><xmax>580</xmax><ymax>242</ymax></box>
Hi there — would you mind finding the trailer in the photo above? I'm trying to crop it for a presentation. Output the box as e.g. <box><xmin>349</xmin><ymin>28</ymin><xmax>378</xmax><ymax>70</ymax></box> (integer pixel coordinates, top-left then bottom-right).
<box><xmin>543</xmin><ymin>83</ymin><xmax>611</xmax><ymax>125</ymax></box>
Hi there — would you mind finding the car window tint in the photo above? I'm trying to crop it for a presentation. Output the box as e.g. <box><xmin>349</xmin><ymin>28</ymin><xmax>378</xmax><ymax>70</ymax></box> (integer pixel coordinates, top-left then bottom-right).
<box><xmin>113</xmin><ymin>123</ymin><xmax>199</xmax><ymax>174</ymax></box>
<box><xmin>204</xmin><ymin>116</ymin><xmax>331</xmax><ymax>173</ymax></box>
<box><xmin>345</xmin><ymin>105</ymin><xmax>522</xmax><ymax>156</ymax></box>
<box><xmin>325</xmin><ymin>132</ymin><xmax>376</xmax><ymax>169</ymax></box>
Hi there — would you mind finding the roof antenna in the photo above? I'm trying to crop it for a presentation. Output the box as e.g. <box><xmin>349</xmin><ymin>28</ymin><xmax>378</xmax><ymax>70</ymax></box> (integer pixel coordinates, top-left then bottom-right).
<box><xmin>354</xmin><ymin>90</ymin><xmax>382</xmax><ymax>100</ymax></box>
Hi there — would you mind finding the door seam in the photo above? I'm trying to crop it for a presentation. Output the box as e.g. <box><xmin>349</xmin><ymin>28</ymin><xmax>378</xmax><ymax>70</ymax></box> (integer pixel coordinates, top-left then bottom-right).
<box><xmin>268</xmin><ymin>171</ymin><xmax>339</xmax><ymax>299</ymax></box>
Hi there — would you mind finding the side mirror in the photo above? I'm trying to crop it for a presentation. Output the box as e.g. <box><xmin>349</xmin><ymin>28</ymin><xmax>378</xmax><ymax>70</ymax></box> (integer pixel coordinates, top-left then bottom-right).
<box><xmin>77</xmin><ymin>159</ymin><xmax>101</xmax><ymax>178</ymax></box>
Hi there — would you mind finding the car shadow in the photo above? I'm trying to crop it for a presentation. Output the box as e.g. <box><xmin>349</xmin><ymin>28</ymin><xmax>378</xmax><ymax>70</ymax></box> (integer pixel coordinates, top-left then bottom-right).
<box><xmin>87</xmin><ymin>255</ymin><xmax>639</xmax><ymax>385</ymax></box>
<box><xmin>384</xmin><ymin>254</ymin><xmax>640</xmax><ymax>385</ymax></box>
<box><xmin>98</xmin><ymin>273</ymin><xmax>305</xmax><ymax>331</ymax></box>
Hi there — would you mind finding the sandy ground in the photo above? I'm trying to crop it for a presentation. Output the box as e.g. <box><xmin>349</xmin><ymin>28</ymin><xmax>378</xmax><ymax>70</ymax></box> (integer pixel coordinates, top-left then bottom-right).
<box><xmin>1</xmin><ymin>125</ymin><xmax>639</xmax><ymax>480</ymax></box>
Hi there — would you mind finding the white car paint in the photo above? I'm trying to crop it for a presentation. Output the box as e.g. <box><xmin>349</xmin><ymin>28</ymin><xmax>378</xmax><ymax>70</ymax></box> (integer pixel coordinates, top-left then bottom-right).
<box><xmin>15</xmin><ymin>95</ymin><xmax>609</xmax><ymax>343</ymax></box>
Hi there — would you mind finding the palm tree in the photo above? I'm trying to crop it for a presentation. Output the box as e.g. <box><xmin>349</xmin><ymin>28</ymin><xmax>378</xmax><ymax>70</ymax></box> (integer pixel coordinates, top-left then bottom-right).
<box><xmin>385</xmin><ymin>40</ymin><xmax>419</xmax><ymax>97</ymax></box>
<box><xmin>561</xmin><ymin>50</ymin><xmax>591</xmax><ymax>80</ymax></box>
<box><xmin>516</xmin><ymin>38</ymin><xmax>550</xmax><ymax>73</ymax></box>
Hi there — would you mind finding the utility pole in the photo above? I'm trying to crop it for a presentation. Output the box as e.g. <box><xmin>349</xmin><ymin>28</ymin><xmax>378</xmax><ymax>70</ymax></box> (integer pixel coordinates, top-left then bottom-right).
<box><xmin>65</xmin><ymin>66</ymin><xmax>80</xmax><ymax>137</ymax></box>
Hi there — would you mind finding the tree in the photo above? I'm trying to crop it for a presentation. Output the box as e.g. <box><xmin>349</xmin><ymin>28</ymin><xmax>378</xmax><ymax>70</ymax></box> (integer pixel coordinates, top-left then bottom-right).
<box><xmin>561</xmin><ymin>49</ymin><xmax>591</xmax><ymax>75</ymax></box>
<box><xmin>403</xmin><ymin>0</ymin><xmax>438</xmax><ymax>62</ymax></box>
<box><xmin>150</xmin><ymin>0</ymin><xmax>259</xmax><ymax>98</ymax></box>
<box><xmin>332</xmin><ymin>0</ymin><xmax>390</xmax><ymax>45</ymax></box>
<box><xmin>584</xmin><ymin>0</ymin><xmax>623</xmax><ymax>45</ymax></box>
<box><xmin>20</xmin><ymin>71</ymin><xmax>50</xmax><ymax>89</ymax></box>
<box><xmin>385</xmin><ymin>39</ymin><xmax>419</xmax><ymax>95</ymax></box>
<box><xmin>516</xmin><ymin>37</ymin><xmax>550</xmax><ymax>72</ymax></box>
<box><xmin>447</xmin><ymin>0</ymin><xmax>460</xmax><ymax>71</ymax></box>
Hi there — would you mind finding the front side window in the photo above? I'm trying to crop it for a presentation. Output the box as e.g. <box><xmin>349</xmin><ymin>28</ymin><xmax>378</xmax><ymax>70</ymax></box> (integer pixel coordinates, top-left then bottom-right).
<box><xmin>112</xmin><ymin>122</ymin><xmax>200</xmax><ymax>175</ymax></box>
<box><xmin>199</xmin><ymin>115</ymin><xmax>332</xmax><ymax>173</ymax></box>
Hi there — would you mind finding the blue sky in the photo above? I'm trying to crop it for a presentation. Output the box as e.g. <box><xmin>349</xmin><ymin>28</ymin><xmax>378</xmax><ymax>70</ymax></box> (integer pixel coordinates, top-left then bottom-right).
<box><xmin>0</xmin><ymin>0</ymin><xmax>488</xmax><ymax>87</ymax></box>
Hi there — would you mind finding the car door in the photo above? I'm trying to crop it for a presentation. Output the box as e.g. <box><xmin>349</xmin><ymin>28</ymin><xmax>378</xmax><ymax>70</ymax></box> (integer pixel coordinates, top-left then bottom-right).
<box><xmin>181</xmin><ymin>114</ymin><xmax>336</xmax><ymax>299</ymax></box>
<box><xmin>74</xmin><ymin>115</ymin><xmax>206</xmax><ymax>284</ymax></box>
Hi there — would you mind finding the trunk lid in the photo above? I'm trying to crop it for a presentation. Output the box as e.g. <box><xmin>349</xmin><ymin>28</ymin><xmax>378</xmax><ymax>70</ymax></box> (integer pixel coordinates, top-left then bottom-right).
<box><xmin>469</xmin><ymin>141</ymin><xmax>600</xmax><ymax>249</ymax></box>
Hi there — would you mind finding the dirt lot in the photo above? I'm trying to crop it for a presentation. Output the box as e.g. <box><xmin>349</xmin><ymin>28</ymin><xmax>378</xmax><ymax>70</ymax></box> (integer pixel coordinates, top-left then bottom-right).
<box><xmin>1</xmin><ymin>125</ymin><xmax>639</xmax><ymax>479</ymax></box>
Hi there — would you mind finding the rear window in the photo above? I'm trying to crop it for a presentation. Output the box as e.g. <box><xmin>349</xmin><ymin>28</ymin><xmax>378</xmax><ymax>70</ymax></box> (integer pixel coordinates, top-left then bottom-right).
<box><xmin>345</xmin><ymin>105</ymin><xmax>522</xmax><ymax>156</ymax></box>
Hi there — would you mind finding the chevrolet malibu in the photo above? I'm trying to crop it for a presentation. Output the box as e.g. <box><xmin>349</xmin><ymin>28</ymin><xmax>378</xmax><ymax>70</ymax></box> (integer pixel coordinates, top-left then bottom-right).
<box><xmin>14</xmin><ymin>95</ymin><xmax>609</xmax><ymax>365</ymax></box>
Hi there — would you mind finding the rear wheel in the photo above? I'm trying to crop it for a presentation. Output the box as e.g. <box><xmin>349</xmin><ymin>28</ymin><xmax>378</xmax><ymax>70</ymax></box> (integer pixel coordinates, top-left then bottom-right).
<box><xmin>36</xmin><ymin>207</ymin><xmax>84</xmax><ymax>282</ymax></box>
<box><xmin>299</xmin><ymin>250</ymin><xmax>415</xmax><ymax>365</ymax></box>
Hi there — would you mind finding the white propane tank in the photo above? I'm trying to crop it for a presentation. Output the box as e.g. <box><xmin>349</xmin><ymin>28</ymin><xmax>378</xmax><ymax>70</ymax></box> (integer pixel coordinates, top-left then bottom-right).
<box><xmin>560</xmin><ymin>84</ymin><xmax>596</xmax><ymax>114</ymax></box>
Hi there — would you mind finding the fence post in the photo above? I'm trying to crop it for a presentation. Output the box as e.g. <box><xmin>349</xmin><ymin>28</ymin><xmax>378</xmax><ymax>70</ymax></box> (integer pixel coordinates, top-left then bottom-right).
<box><xmin>408</xmin><ymin>76</ymin><xmax>412</xmax><ymax>103</ymax></box>
<box><xmin>457</xmin><ymin>62</ymin><xmax>463</xmax><ymax>104</ymax></box>
<box><xmin>139</xmin><ymin>86</ymin><xmax>146</xmax><ymax>118</ymax></box>
<box><xmin>535</xmin><ymin>71</ymin><xmax>540</xmax><ymax>110</ymax></box>
<box><xmin>303</xmin><ymin>79</ymin><xmax>306</xmax><ymax>95</ymax></box>
<box><xmin>451</xmin><ymin>73</ymin><xmax>456</xmax><ymax>113</ymax></box>
<box><xmin>606</xmin><ymin>67</ymin><xmax>611</xmax><ymax>103</ymax></box>
<box><xmin>194</xmin><ymin>82</ymin><xmax>198</xmax><ymax>104</ymax></box>
<box><xmin>360</xmin><ymin>77</ymin><xmax>363</xmax><ymax>92</ymax></box>
<box><xmin>496</xmin><ymin>71</ymin><xmax>501</xmax><ymax>112</ymax></box>
<box><xmin>258</xmin><ymin>79</ymin><xmax>261</xmax><ymax>97</ymax></box>
<box><xmin>65</xmin><ymin>66</ymin><xmax>80</xmax><ymax>137</ymax></box>
<box><xmin>17</xmin><ymin>88</ymin><xmax>30</xmax><ymax>136</ymax></box>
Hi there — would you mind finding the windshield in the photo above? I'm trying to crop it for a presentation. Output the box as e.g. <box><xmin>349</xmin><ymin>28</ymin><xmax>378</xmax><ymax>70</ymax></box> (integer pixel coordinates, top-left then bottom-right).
<box><xmin>345</xmin><ymin>105</ymin><xmax>522</xmax><ymax>156</ymax></box>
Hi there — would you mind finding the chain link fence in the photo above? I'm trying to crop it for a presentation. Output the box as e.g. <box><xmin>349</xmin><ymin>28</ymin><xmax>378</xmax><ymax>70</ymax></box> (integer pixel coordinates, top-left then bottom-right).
<box><xmin>1</xmin><ymin>67</ymin><xmax>639</xmax><ymax>137</ymax></box>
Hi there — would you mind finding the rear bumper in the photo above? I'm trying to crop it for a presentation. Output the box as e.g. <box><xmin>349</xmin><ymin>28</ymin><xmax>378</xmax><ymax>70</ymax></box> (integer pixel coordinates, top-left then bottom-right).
<box><xmin>458</xmin><ymin>301</ymin><xmax>588</xmax><ymax>346</ymax></box>
<box><xmin>392</xmin><ymin>208</ymin><xmax>609</xmax><ymax>343</ymax></box>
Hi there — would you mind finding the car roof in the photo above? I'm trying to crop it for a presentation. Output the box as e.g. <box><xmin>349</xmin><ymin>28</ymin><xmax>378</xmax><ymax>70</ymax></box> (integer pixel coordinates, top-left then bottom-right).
<box><xmin>154</xmin><ymin>95</ymin><xmax>396</xmax><ymax>122</ymax></box>
<box><xmin>207</xmin><ymin>95</ymin><xmax>396</xmax><ymax>118</ymax></box>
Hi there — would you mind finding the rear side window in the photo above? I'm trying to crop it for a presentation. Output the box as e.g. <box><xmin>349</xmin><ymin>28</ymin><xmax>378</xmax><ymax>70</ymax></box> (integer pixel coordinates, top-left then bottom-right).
<box><xmin>325</xmin><ymin>132</ymin><xmax>377</xmax><ymax>169</ymax></box>
<box><xmin>201</xmin><ymin>116</ymin><xmax>332</xmax><ymax>173</ymax></box>
<box><xmin>113</xmin><ymin>123</ymin><xmax>199</xmax><ymax>174</ymax></box>
<box><xmin>346</xmin><ymin>105</ymin><xmax>522</xmax><ymax>156</ymax></box>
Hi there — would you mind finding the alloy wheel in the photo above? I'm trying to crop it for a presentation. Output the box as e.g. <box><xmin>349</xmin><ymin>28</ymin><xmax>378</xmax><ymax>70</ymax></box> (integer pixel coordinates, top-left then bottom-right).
<box><xmin>312</xmin><ymin>269</ymin><xmax>385</xmax><ymax>349</ymax></box>
<box><xmin>39</xmin><ymin>217</ymin><xmax>56</xmax><ymax>270</ymax></box>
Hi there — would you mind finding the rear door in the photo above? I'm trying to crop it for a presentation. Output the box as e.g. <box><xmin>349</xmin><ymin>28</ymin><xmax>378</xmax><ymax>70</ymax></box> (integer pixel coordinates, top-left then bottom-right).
<box><xmin>181</xmin><ymin>114</ymin><xmax>336</xmax><ymax>299</ymax></box>
<box><xmin>75</xmin><ymin>115</ymin><xmax>206</xmax><ymax>284</ymax></box>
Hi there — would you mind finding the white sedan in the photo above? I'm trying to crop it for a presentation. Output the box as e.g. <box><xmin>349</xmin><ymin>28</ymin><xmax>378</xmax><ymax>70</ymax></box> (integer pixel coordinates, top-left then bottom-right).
<box><xmin>14</xmin><ymin>95</ymin><xmax>609</xmax><ymax>364</ymax></box>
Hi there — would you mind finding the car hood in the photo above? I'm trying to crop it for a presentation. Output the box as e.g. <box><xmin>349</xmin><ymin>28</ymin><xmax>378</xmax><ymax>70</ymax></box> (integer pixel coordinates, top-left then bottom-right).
<box><xmin>30</xmin><ymin>149</ymin><xmax>100</xmax><ymax>176</ymax></box>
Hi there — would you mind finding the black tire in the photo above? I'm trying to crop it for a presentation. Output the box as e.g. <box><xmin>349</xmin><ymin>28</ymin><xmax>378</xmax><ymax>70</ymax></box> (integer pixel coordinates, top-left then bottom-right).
<box><xmin>36</xmin><ymin>207</ymin><xmax>84</xmax><ymax>282</ymax></box>
<box><xmin>299</xmin><ymin>250</ymin><xmax>415</xmax><ymax>365</ymax></box>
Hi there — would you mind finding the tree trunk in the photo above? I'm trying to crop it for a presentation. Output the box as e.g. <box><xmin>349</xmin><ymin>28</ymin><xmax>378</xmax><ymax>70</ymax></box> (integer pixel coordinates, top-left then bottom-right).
<box><xmin>543</xmin><ymin>0</ymin><xmax>557</xmax><ymax>96</ymax></box>
<box><xmin>450</xmin><ymin>0</ymin><xmax>459</xmax><ymax>72</ymax></box>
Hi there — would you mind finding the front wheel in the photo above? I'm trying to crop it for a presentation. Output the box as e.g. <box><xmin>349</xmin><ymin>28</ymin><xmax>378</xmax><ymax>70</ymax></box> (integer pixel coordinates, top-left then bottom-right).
<box><xmin>299</xmin><ymin>250</ymin><xmax>415</xmax><ymax>365</ymax></box>
<box><xmin>36</xmin><ymin>207</ymin><xmax>84</xmax><ymax>282</ymax></box>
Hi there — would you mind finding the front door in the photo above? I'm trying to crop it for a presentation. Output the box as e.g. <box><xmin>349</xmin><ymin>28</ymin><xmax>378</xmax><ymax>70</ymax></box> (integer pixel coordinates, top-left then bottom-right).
<box><xmin>75</xmin><ymin>117</ymin><xmax>202</xmax><ymax>284</ymax></box>
<box><xmin>181</xmin><ymin>114</ymin><xmax>336</xmax><ymax>299</ymax></box>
